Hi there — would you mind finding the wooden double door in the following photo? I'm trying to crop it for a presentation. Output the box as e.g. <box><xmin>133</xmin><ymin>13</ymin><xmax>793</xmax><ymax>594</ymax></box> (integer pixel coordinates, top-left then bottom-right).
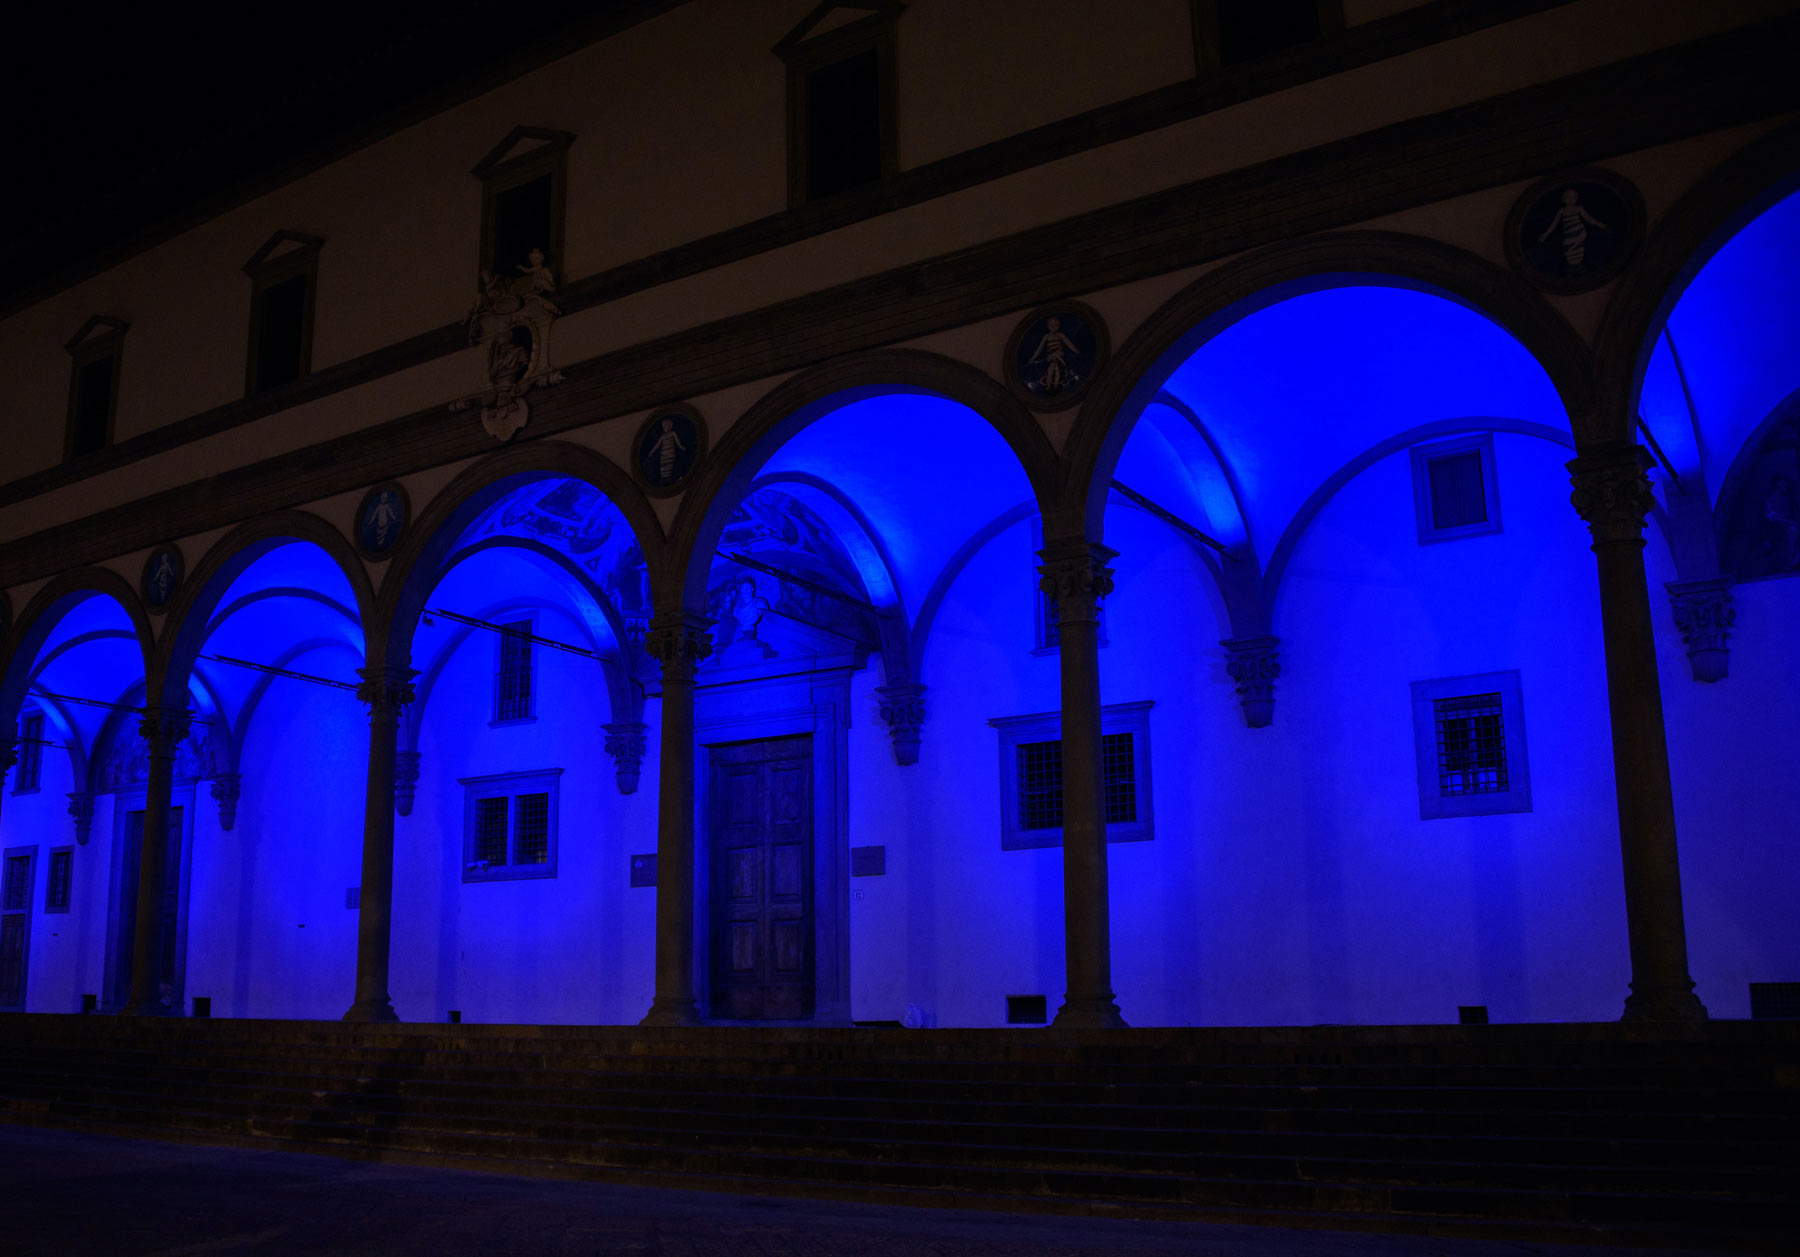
<box><xmin>708</xmin><ymin>735</ymin><xmax>814</xmax><ymax>1020</ymax></box>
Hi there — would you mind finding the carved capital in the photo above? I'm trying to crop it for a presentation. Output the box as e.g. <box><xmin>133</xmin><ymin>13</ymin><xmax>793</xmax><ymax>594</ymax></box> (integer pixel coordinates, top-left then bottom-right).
<box><xmin>393</xmin><ymin>751</ymin><xmax>422</xmax><ymax>816</ymax></box>
<box><xmin>604</xmin><ymin>721</ymin><xmax>649</xmax><ymax>795</ymax></box>
<box><xmin>210</xmin><ymin>772</ymin><xmax>243</xmax><ymax>832</ymax></box>
<box><xmin>1569</xmin><ymin>444</ymin><xmax>1656</xmax><ymax>547</ymax></box>
<box><xmin>1038</xmin><ymin>540</ymin><xmax>1117</xmax><ymax>624</ymax></box>
<box><xmin>1222</xmin><ymin>636</ymin><xmax>1281</xmax><ymax>729</ymax></box>
<box><xmin>875</xmin><ymin>683</ymin><xmax>927</xmax><ymax>767</ymax></box>
<box><xmin>137</xmin><ymin>706</ymin><xmax>192</xmax><ymax>757</ymax></box>
<box><xmin>1667</xmin><ymin>577</ymin><xmax>1735</xmax><ymax>684</ymax></box>
<box><xmin>67</xmin><ymin>792</ymin><xmax>94</xmax><ymax>846</ymax></box>
<box><xmin>356</xmin><ymin>666</ymin><xmax>418</xmax><ymax>721</ymax></box>
<box><xmin>643</xmin><ymin>615</ymin><xmax>713</xmax><ymax>687</ymax></box>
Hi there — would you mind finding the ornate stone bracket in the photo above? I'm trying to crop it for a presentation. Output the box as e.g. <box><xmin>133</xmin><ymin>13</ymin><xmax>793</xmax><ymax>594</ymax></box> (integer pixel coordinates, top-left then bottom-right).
<box><xmin>604</xmin><ymin>722</ymin><xmax>649</xmax><ymax>794</ymax></box>
<box><xmin>0</xmin><ymin>739</ymin><xmax>15</xmax><ymax>789</ymax></box>
<box><xmin>1569</xmin><ymin>443</ymin><xmax>1656</xmax><ymax>547</ymax></box>
<box><xmin>1222</xmin><ymin>636</ymin><xmax>1281</xmax><ymax>729</ymax></box>
<box><xmin>875</xmin><ymin>683</ymin><xmax>927</xmax><ymax>766</ymax></box>
<box><xmin>393</xmin><ymin>751</ymin><xmax>422</xmax><ymax>816</ymax></box>
<box><xmin>67</xmin><ymin>792</ymin><xmax>94</xmax><ymax>845</ymax></box>
<box><xmin>643</xmin><ymin>617</ymin><xmax>713</xmax><ymax>687</ymax></box>
<box><xmin>1038</xmin><ymin>541</ymin><xmax>1116</xmax><ymax>624</ymax></box>
<box><xmin>210</xmin><ymin>773</ymin><xmax>242</xmax><ymax>832</ymax></box>
<box><xmin>357</xmin><ymin>667</ymin><xmax>418</xmax><ymax>723</ymax></box>
<box><xmin>1667</xmin><ymin>577</ymin><xmax>1735</xmax><ymax>684</ymax></box>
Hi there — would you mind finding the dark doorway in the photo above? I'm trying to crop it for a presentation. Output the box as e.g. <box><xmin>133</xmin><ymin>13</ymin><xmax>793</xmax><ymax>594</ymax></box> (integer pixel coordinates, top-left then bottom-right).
<box><xmin>111</xmin><ymin>807</ymin><xmax>185</xmax><ymax>1011</ymax></box>
<box><xmin>708</xmin><ymin>735</ymin><xmax>814</xmax><ymax>1020</ymax></box>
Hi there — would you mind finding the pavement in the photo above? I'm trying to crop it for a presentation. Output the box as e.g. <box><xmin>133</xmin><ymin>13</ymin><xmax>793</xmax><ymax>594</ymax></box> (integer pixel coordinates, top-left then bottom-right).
<box><xmin>0</xmin><ymin>1124</ymin><xmax>1727</xmax><ymax>1257</ymax></box>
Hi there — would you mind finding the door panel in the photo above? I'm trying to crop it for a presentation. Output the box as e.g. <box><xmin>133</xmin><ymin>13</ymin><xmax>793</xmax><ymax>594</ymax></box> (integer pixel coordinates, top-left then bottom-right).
<box><xmin>1</xmin><ymin>847</ymin><xmax>37</xmax><ymax>1009</ymax></box>
<box><xmin>708</xmin><ymin>735</ymin><xmax>813</xmax><ymax>1020</ymax></box>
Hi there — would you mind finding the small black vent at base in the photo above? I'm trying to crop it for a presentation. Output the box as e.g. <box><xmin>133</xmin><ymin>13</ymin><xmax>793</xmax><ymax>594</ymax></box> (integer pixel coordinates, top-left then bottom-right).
<box><xmin>1006</xmin><ymin>995</ymin><xmax>1047</xmax><ymax>1025</ymax></box>
<box><xmin>345</xmin><ymin>886</ymin><xmax>360</xmax><ymax>910</ymax></box>
<box><xmin>630</xmin><ymin>854</ymin><xmax>657</xmax><ymax>888</ymax></box>
<box><xmin>850</xmin><ymin>845</ymin><xmax>886</xmax><ymax>877</ymax></box>
<box><xmin>447</xmin><ymin>1009</ymin><xmax>462</xmax><ymax>1024</ymax></box>
<box><xmin>1458</xmin><ymin>1005</ymin><xmax>1489</xmax><ymax>1025</ymax></box>
<box><xmin>1749</xmin><ymin>982</ymin><xmax>1800</xmax><ymax>1019</ymax></box>
<box><xmin>191</xmin><ymin>997</ymin><xmax>211</xmax><ymax>1019</ymax></box>
<box><xmin>80</xmin><ymin>994</ymin><xmax>97</xmax><ymax>1014</ymax></box>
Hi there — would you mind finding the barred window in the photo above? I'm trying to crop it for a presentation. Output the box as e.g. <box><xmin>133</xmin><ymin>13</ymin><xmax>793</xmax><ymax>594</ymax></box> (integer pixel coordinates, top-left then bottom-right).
<box><xmin>2</xmin><ymin>852</ymin><xmax>30</xmax><ymax>911</ymax></box>
<box><xmin>461</xmin><ymin>771</ymin><xmax>562</xmax><ymax>881</ymax></box>
<box><xmin>1434</xmin><ymin>693</ymin><xmax>1508</xmax><ymax>796</ymax></box>
<box><xmin>45</xmin><ymin>848</ymin><xmax>73</xmax><ymax>914</ymax></box>
<box><xmin>1411</xmin><ymin>672</ymin><xmax>1531</xmax><ymax>820</ymax></box>
<box><xmin>991</xmin><ymin>704</ymin><xmax>1154</xmax><ymax>849</ymax></box>
<box><xmin>495</xmin><ymin>620</ymin><xmax>534</xmax><ymax>722</ymax></box>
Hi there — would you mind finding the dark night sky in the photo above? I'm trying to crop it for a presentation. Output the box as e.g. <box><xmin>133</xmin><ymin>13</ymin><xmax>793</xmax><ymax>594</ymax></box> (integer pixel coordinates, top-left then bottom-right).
<box><xmin>2</xmin><ymin>3</ymin><xmax>660</xmax><ymax>310</ymax></box>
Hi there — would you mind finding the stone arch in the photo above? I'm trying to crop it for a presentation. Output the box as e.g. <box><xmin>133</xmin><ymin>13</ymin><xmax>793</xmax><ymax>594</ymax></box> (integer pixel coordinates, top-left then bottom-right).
<box><xmin>150</xmin><ymin>510</ymin><xmax>375</xmax><ymax>709</ymax></box>
<box><xmin>1596</xmin><ymin>121</ymin><xmax>1800</xmax><ymax>444</ymax></box>
<box><xmin>668</xmin><ymin>348</ymin><xmax>1061</xmax><ymax>611</ymax></box>
<box><xmin>374</xmin><ymin>439</ymin><xmax>664</xmax><ymax>670</ymax></box>
<box><xmin>1061</xmin><ymin>231</ymin><xmax>1597</xmax><ymax>537</ymax></box>
<box><xmin>1</xmin><ymin>567</ymin><xmax>155</xmax><ymax>735</ymax></box>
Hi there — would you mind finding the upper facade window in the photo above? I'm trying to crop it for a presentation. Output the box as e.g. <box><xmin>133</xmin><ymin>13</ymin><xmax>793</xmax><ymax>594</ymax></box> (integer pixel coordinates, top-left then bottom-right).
<box><xmin>12</xmin><ymin>710</ymin><xmax>44</xmax><ymax>795</ymax></box>
<box><xmin>471</xmin><ymin>127</ymin><xmax>573</xmax><ymax>284</ymax></box>
<box><xmin>1411</xmin><ymin>434</ymin><xmax>1501</xmax><ymax>544</ymax></box>
<box><xmin>494</xmin><ymin>619</ymin><xmax>536</xmax><ymax>724</ymax></box>
<box><xmin>775</xmin><ymin>2</ymin><xmax>901</xmax><ymax>205</ymax></box>
<box><xmin>63</xmin><ymin>316</ymin><xmax>128</xmax><ymax>461</ymax></box>
<box><xmin>1193</xmin><ymin>1</ymin><xmax>1342</xmax><ymax>72</ymax></box>
<box><xmin>242</xmin><ymin>230</ymin><xmax>323</xmax><ymax>396</ymax></box>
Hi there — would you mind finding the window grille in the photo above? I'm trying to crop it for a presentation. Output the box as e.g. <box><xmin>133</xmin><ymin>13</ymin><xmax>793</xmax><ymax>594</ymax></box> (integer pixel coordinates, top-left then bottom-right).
<box><xmin>1434</xmin><ymin>693</ymin><xmax>1508</xmax><ymax>796</ymax></box>
<box><xmin>2</xmin><ymin>855</ymin><xmax>29</xmax><ymax>911</ymax></box>
<box><xmin>496</xmin><ymin>620</ymin><xmax>534</xmax><ymax>721</ymax></box>
<box><xmin>1004</xmin><ymin>721</ymin><xmax>1149</xmax><ymax>843</ymax></box>
<box><xmin>513</xmin><ymin>793</ymin><xmax>550</xmax><ymax>864</ymax></box>
<box><xmin>45</xmin><ymin>849</ymin><xmax>72</xmax><ymax>913</ymax></box>
<box><xmin>473</xmin><ymin>797</ymin><xmax>510</xmax><ymax>867</ymax></box>
<box><xmin>14</xmin><ymin>712</ymin><xmax>44</xmax><ymax>793</ymax></box>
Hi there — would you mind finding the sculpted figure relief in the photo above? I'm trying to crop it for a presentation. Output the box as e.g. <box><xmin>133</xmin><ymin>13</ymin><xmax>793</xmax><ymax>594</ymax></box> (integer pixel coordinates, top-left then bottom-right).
<box><xmin>455</xmin><ymin>247</ymin><xmax>565</xmax><ymax>441</ymax></box>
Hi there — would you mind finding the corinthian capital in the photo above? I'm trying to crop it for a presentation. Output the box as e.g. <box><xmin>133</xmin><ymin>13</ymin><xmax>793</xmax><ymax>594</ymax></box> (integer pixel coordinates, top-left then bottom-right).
<box><xmin>643</xmin><ymin>614</ymin><xmax>713</xmax><ymax>686</ymax></box>
<box><xmin>137</xmin><ymin>705</ymin><xmax>192</xmax><ymax>753</ymax></box>
<box><xmin>1038</xmin><ymin>539</ymin><xmax>1117</xmax><ymax>624</ymax></box>
<box><xmin>1222</xmin><ymin>636</ymin><xmax>1281</xmax><ymax>729</ymax></box>
<box><xmin>1568</xmin><ymin>444</ymin><xmax>1656</xmax><ymax>546</ymax></box>
<box><xmin>356</xmin><ymin>666</ymin><xmax>417</xmax><ymax>719</ymax></box>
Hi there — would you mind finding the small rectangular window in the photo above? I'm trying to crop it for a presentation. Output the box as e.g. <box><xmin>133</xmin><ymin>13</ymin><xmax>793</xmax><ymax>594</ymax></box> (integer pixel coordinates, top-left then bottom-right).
<box><xmin>242</xmin><ymin>232</ymin><xmax>322</xmax><ymax>397</ymax></box>
<box><xmin>461</xmin><ymin>770</ymin><xmax>562</xmax><ymax>881</ymax></box>
<box><xmin>2</xmin><ymin>851</ymin><xmax>31</xmax><ymax>912</ymax></box>
<box><xmin>253</xmin><ymin>274</ymin><xmax>309</xmax><ymax>391</ymax></box>
<box><xmin>472</xmin><ymin>128</ymin><xmax>572</xmax><ymax>284</ymax></box>
<box><xmin>1411</xmin><ymin>671</ymin><xmax>1531</xmax><ymax>820</ymax></box>
<box><xmin>495</xmin><ymin>619</ymin><xmax>535</xmax><ymax>722</ymax></box>
<box><xmin>45</xmin><ymin>848</ymin><xmax>73</xmax><ymax>914</ymax></box>
<box><xmin>14</xmin><ymin>712</ymin><xmax>44</xmax><ymax>794</ymax></box>
<box><xmin>1411</xmin><ymin>434</ymin><xmax>1501</xmax><ymax>544</ymax></box>
<box><xmin>63</xmin><ymin>315</ymin><xmax>128</xmax><ymax>461</ymax></box>
<box><xmin>1195</xmin><ymin>1</ymin><xmax>1340</xmax><ymax>72</ymax></box>
<box><xmin>778</xmin><ymin>7</ymin><xmax>898</xmax><ymax>207</ymax></box>
<box><xmin>491</xmin><ymin>173</ymin><xmax>554</xmax><ymax>281</ymax></box>
<box><xmin>991</xmin><ymin>703</ymin><xmax>1154</xmax><ymax>849</ymax></box>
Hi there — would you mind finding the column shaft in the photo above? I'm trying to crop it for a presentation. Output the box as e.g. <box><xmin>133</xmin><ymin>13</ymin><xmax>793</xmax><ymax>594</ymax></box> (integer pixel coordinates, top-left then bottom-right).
<box><xmin>1041</xmin><ymin>540</ymin><xmax>1125</xmax><ymax>1028</ymax></box>
<box><xmin>124</xmin><ymin>706</ymin><xmax>190</xmax><ymax>1015</ymax></box>
<box><xmin>641</xmin><ymin>615</ymin><xmax>711</xmax><ymax>1026</ymax></box>
<box><xmin>343</xmin><ymin>667</ymin><xmax>415</xmax><ymax>1022</ymax></box>
<box><xmin>1569</xmin><ymin>444</ymin><xmax>1706</xmax><ymax>1022</ymax></box>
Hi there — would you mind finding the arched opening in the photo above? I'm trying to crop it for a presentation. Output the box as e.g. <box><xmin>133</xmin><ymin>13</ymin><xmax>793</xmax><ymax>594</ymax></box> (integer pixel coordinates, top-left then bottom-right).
<box><xmin>684</xmin><ymin>388</ymin><xmax>1050</xmax><ymax>1026</ymax></box>
<box><xmin>0</xmin><ymin>583</ymin><xmax>151</xmax><ymax>1013</ymax></box>
<box><xmin>1091</xmin><ymin>282</ymin><xmax>1622</xmax><ymax>1026</ymax></box>
<box><xmin>387</xmin><ymin>471</ymin><xmax>655</xmax><ymax>1025</ymax></box>
<box><xmin>1633</xmin><ymin>187</ymin><xmax>1800</xmax><ymax>1019</ymax></box>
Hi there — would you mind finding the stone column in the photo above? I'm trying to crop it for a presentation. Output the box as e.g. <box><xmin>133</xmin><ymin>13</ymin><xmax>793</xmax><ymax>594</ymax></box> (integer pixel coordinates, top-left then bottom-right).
<box><xmin>640</xmin><ymin>614</ymin><xmax>711</xmax><ymax>1026</ymax></box>
<box><xmin>1568</xmin><ymin>443</ymin><xmax>1707</xmax><ymax>1022</ymax></box>
<box><xmin>123</xmin><ymin>706</ymin><xmax>191</xmax><ymax>1015</ymax></box>
<box><xmin>343</xmin><ymin>666</ymin><xmax>416</xmax><ymax>1023</ymax></box>
<box><xmin>1039</xmin><ymin>539</ymin><xmax>1126</xmax><ymax>1028</ymax></box>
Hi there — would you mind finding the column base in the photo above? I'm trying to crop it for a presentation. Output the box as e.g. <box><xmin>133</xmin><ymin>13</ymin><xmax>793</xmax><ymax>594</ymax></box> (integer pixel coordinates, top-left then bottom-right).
<box><xmin>1051</xmin><ymin>994</ymin><xmax>1128</xmax><ymax>1029</ymax></box>
<box><xmin>341</xmin><ymin>996</ymin><xmax>399</xmax><ymax>1023</ymax></box>
<box><xmin>640</xmin><ymin>997</ymin><xmax>703</xmax><ymax>1027</ymax></box>
<box><xmin>119</xmin><ymin>998</ymin><xmax>177</xmax><ymax>1018</ymax></box>
<box><xmin>1622</xmin><ymin>981</ymin><xmax>1708</xmax><ymax>1023</ymax></box>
